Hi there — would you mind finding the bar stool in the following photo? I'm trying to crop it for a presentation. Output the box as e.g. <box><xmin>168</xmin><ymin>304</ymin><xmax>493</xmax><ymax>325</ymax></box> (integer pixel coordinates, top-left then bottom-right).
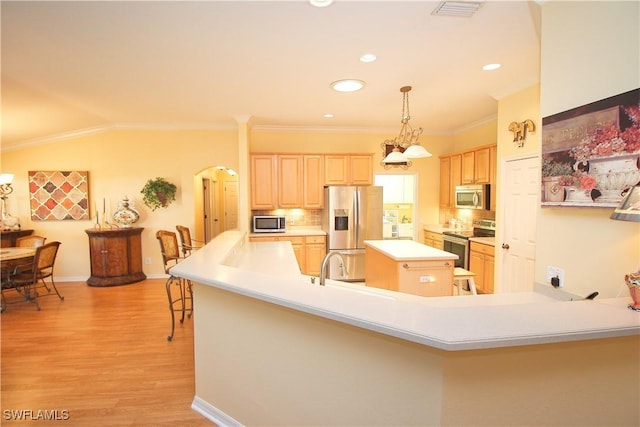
<box><xmin>453</xmin><ymin>267</ymin><xmax>478</xmax><ymax>295</ymax></box>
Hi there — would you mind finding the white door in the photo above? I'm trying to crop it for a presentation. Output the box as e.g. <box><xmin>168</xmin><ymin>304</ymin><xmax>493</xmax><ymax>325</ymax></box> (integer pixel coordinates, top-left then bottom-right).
<box><xmin>224</xmin><ymin>181</ymin><xmax>239</xmax><ymax>230</ymax></box>
<box><xmin>500</xmin><ymin>155</ymin><xmax>539</xmax><ymax>292</ymax></box>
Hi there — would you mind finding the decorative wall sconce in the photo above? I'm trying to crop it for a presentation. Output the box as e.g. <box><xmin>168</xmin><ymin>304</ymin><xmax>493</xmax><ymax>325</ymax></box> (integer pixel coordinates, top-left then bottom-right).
<box><xmin>508</xmin><ymin>119</ymin><xmax>535</xmax><ymax>147</ymax></box>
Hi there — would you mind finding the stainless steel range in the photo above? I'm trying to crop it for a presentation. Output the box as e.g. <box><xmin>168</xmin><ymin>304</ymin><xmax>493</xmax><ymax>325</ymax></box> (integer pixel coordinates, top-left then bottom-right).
<box><xmin>442</xmin><ymin>220</ymin><xmax>496</xmax><ymax>269</ymax></box>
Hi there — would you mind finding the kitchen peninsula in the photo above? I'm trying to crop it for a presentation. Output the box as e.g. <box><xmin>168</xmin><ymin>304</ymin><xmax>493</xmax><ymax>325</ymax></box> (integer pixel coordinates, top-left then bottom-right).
<box><xmin>171</xmin><ymin>231</ymin><xmax>639</xmax><ymax>427</ymax></box>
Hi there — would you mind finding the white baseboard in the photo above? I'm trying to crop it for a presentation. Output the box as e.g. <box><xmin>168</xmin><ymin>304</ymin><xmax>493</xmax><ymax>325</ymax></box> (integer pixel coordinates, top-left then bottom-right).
<box><xmin>191</xmin><ymin>396</ymin><xmax>244</xmax><ymax>427</ymax></box>
<box><xmin>54</xmin><ymin>274</ymin><xmax>168</xmax><ymax>282</ymax></box>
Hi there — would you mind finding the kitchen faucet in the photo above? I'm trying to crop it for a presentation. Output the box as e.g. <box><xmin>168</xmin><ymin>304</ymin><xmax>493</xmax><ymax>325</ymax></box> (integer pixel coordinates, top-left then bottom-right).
<box><xmin>319</xmin><ymin>251</ymin><xmax>347</xmax><ymax>286</ymax></box>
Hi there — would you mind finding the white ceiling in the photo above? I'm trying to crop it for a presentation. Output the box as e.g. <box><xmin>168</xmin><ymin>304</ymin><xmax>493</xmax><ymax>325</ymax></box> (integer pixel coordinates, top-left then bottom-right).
<box><xmin>1</xmin><ymin>0</ymin><xmax>541</xmax><ymax>150</ymax></box>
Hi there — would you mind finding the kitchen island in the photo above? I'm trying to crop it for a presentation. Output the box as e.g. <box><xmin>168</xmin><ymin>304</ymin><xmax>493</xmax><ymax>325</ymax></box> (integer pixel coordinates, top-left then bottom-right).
<box><xmin>364</xmin><ymin>239</ymin><xmax>457</xmax><ymax>296</ymax></box>
<box><xmin>171</xmin><ymin>231</ymin><xmax>639</xmax><ymax>427</ymax></box>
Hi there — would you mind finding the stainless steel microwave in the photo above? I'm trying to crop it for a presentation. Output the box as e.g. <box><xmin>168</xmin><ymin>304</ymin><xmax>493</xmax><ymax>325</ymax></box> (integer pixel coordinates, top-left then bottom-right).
<box><xmin>454</xmin><ymin>184</ymin><xmax>490</xmax><ymax>210</ymax></box>
<box><xmin>252</xmin><ymin>215</ymin><xmax>286</xmax><ymax>233</ymax></box>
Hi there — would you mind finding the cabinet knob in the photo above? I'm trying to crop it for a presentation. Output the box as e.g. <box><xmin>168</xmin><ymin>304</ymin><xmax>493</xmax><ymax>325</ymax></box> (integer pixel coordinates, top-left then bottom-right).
<box><xmin>501</xmin><ymin>243</ymin><xmax>510</xmax><ymax>250</ymax></box>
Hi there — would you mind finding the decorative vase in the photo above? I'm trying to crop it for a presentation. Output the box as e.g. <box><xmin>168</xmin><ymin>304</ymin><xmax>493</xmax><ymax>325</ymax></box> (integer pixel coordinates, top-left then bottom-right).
<box><xmin>542</xmin><ymin>176</ymin><xmax>565</xmax><ymax>202</ymax></box>
<box><xmin>112</xmin><ymin>197</ymin><xmax>140</xmax><ymax>228</ymax></box>
<box><xmin>625</xmin><ymin>272</ymin><xmax>640</xmax><ymax>311</ymax></box>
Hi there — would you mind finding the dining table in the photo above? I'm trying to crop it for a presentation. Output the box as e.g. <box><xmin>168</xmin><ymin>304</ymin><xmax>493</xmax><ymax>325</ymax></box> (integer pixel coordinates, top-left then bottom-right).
<box><xmin>1</xmin><ymin>247</ymin><xmax>37</xmax><ymax>309</ymax></box>
<box><xmin>1</xmin><ymin>247</ymin><xmax>37</xmax><ymax>263</ymax></box>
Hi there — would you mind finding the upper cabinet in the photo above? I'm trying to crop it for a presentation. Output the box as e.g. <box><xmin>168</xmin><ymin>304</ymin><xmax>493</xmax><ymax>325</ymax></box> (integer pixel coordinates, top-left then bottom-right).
<box><xmin>440</xmin><ymin>144</ymin><xmax>496</xmax><ymax>209</ymax></box>
<box><xmin>251</xmin><ymin>153</ymin><xmax>372</xmax><ymax>210</ymax></box>
<box><xmin>461</xmin><ymin>146</ymin><xmax>491</xmax><ymax>184</ymax></box>
<box><xmin>278</xmin><ymin>155</ymin><xmax>303</xmax><ymax>208</ymax></box>
<box><xmin>251</xmin><ymin>154</ymin><xmax>277</xmax><ymax>209</ymax></box>
<box><xmin>303</xmin><ymin>155</ymin><xmax>324</xmax><ymax>209</ymax></box>
<box><xmin>325</xmin><ymin>154</ymin><xmax>373</xmax><ymax>186</ymax></box>
<box><xmin>252</xmin><ymin>154</ymin><xmax>324</xmax><ymax>210</ymax></box>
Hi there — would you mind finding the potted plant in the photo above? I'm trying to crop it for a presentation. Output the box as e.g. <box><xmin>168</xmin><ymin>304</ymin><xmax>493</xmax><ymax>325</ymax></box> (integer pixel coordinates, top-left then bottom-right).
<box><xmin>140</xmin><ymin>177</ymin><xmax>177</xmax><ymax>211</ymax></box>
<box><xmin>541</xmin><ymin>157</ymin><xmax>574</xmax><ymax>202</ymax></box>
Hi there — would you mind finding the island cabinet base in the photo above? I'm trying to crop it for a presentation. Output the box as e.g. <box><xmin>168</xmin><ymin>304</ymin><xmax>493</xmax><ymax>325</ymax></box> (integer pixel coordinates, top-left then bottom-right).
<box><xmin>365</xmin><ymin>246</ymin><xmax>454</xmax><ymax>297</ymax></box>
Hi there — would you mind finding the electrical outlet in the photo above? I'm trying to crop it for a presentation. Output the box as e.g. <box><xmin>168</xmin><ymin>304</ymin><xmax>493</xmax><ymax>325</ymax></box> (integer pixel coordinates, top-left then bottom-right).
<box><xmin>144</xmin><ymin>257</ymin><xmax>152</xmax><ymax>265</ymax></box>
<box><xmin>546</xmin><ymin>266</ymin><xmax>565</xmax><ymax>287</ymax></box>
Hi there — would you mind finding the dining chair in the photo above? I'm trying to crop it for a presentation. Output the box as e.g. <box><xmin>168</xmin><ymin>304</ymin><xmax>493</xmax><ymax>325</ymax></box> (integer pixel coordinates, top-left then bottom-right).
<box><xmin>16</xmin><ymin>235</ymin><xmax>47</xmax><ymax>248</ymax></box>
<box><xmin>175</xmin><ymin>225</ymin><xmax>204</xmax><ymax>257</ymax></box>
<box><xmin>6</xmin><ymin>241</ymin><xmax>64</xmax><ymax>311</ymax></box>
<box><xmin>156</xmin><ymin>230</ymin><xmax>193</xmax><ymax>341</ymax></box>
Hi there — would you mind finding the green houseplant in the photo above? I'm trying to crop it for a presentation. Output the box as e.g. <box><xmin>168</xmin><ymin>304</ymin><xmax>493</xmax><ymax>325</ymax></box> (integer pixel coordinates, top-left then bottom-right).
<box><xmin>140</xmin><ymin>177</ymin><xmax>177</xmax><ymax>211</ymax></box>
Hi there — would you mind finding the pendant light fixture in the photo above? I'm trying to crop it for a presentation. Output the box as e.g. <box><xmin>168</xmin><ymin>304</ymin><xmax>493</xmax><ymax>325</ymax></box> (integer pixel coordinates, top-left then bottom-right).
<box><xmin>382</xmin><ymin>86</ymin><xmax>432</xmax><ymax>164</ymax></box>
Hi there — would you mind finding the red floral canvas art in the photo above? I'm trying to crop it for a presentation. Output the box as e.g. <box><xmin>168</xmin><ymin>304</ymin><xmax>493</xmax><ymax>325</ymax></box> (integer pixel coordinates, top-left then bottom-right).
<box><xmin>541</xmin><ymin>88</ymin><xmax>640</xmax><ymax>207</ymax></box>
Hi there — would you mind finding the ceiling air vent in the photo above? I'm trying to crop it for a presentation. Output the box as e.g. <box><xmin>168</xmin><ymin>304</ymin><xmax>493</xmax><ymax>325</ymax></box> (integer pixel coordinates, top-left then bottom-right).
<box><xmin>432</xmin><ymin>1</ymin><xmax>484</xmax><ymax>17</ymax></box>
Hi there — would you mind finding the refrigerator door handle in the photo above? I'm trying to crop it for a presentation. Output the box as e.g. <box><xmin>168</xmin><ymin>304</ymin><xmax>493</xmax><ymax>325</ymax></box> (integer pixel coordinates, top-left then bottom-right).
<box><xmin>354</xmin><ymin>189</ymin><xmax>360</xmax><ymax>244</ymax></box>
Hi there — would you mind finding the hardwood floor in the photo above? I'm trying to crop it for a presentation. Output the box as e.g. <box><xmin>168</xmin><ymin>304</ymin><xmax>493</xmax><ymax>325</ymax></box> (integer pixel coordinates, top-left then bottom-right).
<box><xmin>1</xmin><ymin>279</ymin><xmax>214</xmax><ymax>426</ymax></box>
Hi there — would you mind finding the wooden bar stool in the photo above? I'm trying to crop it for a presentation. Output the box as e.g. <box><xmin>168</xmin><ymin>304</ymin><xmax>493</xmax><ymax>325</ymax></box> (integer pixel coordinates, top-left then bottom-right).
<box><xmin>453</xmin><ymin>267</ymin><xmax>478</xmax><ymax>295</ymax></box>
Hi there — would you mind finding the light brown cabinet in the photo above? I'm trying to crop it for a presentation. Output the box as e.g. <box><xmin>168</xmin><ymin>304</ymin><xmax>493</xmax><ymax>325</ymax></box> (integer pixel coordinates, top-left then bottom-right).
<box><xmin>439</xmin><ymin>157</ymin><xmax>451</xmax><ymax>208</ymax></box>
<box><xmin>365</xmin><ymin>245</ymin><xmax>454</xmax><ymax>297</ymax></box>
<box><xmin>304</xmin><ymin>235</ymin><xmax>326</xmax><ymax>276</ymax></box>
<box><xmin>469</xmin><ymin>241</ymin><xmax>495</xmax><ymax>294</ymax></box>
<box><xmin>278</xmin><ymin>155</ymin><xmax>303</xmax><ymax>208</ymax></box>
<box><xmin>85</xmin><ymin>228</ymin><xmax>146</xmax><ymax>287</ymax></box>
<box><xmin>251</xmin><ymin>154</ymin><xmax>326</xmax><ymax>209</ymax></box>
<box><xmin>423</xmin><ymin>230</ymin><xmax>444</xmax><ymax>250</ymax></box>
<box><xmin>440</xmin><ymin>145</ymin><xmax>495</xmax><ymax>209</ymax></box>
<box><xmin>324</xmin><ymin>154</ymin><xmax>373</xmax><ymax>186</ymax></box>
<box><xmin>303</xmin><ymin>155</ymin><xmax>325</xmax><ymax>209</ymax></box>
<box><xmin>250</xmin><ymin>154</ymin><xmax>277</xmax><ymax>209</ymax></box>
<box><xmin>249</xmin><ymin>234</ymin><xmax>326</xmax><ymax>275</ymax></box>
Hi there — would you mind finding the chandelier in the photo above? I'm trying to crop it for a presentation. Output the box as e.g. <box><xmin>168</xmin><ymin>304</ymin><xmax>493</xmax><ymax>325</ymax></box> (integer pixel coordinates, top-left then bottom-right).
<box><xmin>382</xmin><ymin>86</ymin><xmax>432</xmax><ymax>164</ymax></box>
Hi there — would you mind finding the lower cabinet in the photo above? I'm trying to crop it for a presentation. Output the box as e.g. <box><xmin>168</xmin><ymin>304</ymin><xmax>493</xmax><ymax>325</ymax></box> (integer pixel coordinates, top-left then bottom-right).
<box><xmin>249</xmin><ymin>234</ymin><xmax>326</xmax><ymax>275</ymax></box>
<box><xmin>469</xmin><ymin>241</ymin><xmax>495</xmax><ymax>294</ymax></box>
<box><xmin>423</xmin><ymin>230</ymin><xmax>444</xmax><ymax>250</ymax></box>
<box><xmin>85</xmin><ymin>227</ymin><xmax>146</xmax><ymax>286</ymax></box>
<box><xmin>365</xmin><ymin>246</ymin><xmax>454</xmax><ymax>297</ymax></box>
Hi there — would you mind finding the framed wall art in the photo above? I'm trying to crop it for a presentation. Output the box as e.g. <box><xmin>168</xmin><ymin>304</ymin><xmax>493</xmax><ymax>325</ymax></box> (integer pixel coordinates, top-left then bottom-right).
<box><xmin>541</xmin><ymin>88</ymin><xmax>640</xmax><ymax>207</ymax></box>
<box><xmin>29</xmin><ymin>171</ymin><xmax>90</xmax><ymax>220</ymax></box>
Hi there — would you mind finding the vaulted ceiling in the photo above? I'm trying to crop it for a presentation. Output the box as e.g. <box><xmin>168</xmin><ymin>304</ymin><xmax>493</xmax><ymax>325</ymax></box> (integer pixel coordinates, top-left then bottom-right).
<box><xmin>1</xmin><ymin>0</ymin><xmax>541</xmax><ymax>150</ymax></box>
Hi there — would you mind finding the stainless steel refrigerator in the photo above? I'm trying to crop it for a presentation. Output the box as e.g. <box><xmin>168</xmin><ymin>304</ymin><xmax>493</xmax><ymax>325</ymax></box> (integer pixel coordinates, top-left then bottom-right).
<box><xmin>321</xmin><ymin>186</ymin><xmax>383</xmax><ymax>281</ymax></box>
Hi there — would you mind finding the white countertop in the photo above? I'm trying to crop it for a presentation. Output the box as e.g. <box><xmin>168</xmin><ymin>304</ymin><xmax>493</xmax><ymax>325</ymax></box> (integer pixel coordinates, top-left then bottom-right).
<box><xmin>469</xmin><ymin>236</ymin><xmax>495</xmax><ymax>246</ymax></box>
<box><xmin>249</xmin><ymin>226</ymin><xmax>326</xmax><ymax>237</ymax></box>
<box><xmin>170</xmin><ymin>231</ymin><xmax>640</xmax><ymax>352</ymax></box>
<box><xmin>364</xmin><ymin>239</ymin><xmax>458</xmax><ymax>261</ymax></box>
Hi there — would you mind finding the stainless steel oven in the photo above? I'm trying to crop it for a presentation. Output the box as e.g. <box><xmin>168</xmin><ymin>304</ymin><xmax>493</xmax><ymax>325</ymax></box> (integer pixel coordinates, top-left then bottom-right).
<box><xmin>442</xmin><ymin>233</ymin><xmax>470</xmax><ymax>269</ymax></box>
<box><xmin>442</xmin><ymin>220</ymin><xmax>496</xmax><ymax>270</ymax></box>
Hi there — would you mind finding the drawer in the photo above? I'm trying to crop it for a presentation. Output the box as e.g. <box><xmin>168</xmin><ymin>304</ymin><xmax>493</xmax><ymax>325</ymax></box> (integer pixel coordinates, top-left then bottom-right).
<box><xmin>470</xmin><ymin>242</ymin><xmax>494</xmax><ymax>256</ymax></box>
<box><xmin>424</xmin><ymin>231</ymin><xmax>442</xmax><ymax>240</ymax></box>
<box><xmin>279</xmin><ymin>236</ymin><xmax>304</xmax><ymax>245</ymax></box>
<box><xmin>305</xmin><ymin>235</ymin><xmax>325</xmax><ymax>244</ymax></box>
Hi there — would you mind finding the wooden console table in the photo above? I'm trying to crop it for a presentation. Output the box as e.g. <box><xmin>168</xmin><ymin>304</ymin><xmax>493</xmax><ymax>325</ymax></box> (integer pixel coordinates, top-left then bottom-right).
<box><xmin>1</xmin><ymin>229</ymin><xmax>34</xmax><ymax>248</ymax></box>
<box><xmin>85</xmin><ymin>227</ymin><xmax>146</xmax><ymax>286</ymax></box>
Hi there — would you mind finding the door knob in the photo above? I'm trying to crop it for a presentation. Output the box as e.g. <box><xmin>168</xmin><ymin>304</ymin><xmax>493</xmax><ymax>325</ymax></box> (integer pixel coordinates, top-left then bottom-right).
<box><xmin>501</xmin><ymin>243</ymin><xmax>510</xmax><ymax>249</ymax></box>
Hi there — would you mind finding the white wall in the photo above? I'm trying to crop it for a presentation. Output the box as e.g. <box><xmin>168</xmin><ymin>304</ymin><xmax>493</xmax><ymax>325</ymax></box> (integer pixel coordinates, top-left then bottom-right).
<box><xmin>536</xmin><ymin>1</ymin><xmax>640</xmax><ymax>297</ymax></box>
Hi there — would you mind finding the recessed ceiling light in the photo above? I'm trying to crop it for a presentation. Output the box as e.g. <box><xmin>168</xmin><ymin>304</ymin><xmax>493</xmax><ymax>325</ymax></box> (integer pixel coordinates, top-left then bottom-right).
<box><xmin>360</xmin><ymin>53</ymin><xmax>377</xmax><ymax>63</ymax></box>
<box><xmin>309</xmin><ymin>0</ymin><xmax>333</xmax><ymax>7</ymax></box>
<box><xmin>323</xmin><ymin>113</ymin><xmax>334</xmax><ymax>118</ymax></box>
<box><xmin>483</xmin><ymin>63</ymin><xmax>501</xmax><ymax>71</ymax></box>
<box><xmin>330</xmin><ymin>79</ymin><xmax>366</xmax><ymax>92</ymax></box>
